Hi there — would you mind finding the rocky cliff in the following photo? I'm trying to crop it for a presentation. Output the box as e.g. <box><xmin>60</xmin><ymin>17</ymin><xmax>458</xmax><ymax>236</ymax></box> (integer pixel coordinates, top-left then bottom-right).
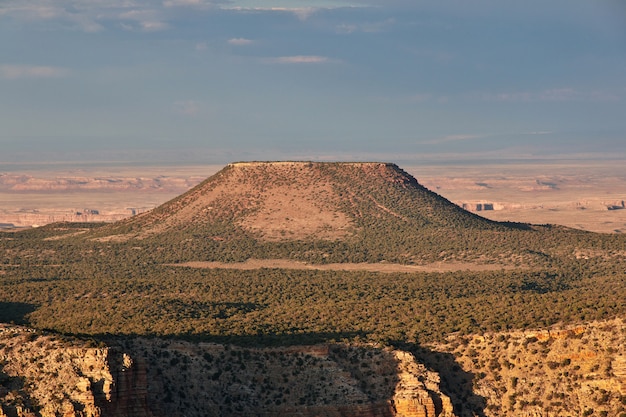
<box><xmin>431</xmin><ymin>318</ymin><xmax>626</xmax><ymax>417</ymax></box>
<box><xmin>2</xmin><ymin>319</ymin><xmax>625</xmax><ymax>417</ymax></box>
<box><xmin>391</xmin><ymin>351</ymin><xmax>455</xmax><ymax>417</ymax></box>
<box><xmin>116</xmin><ymin>338</ymin><xmax>456</xmax><ymax>417</ymax></box>
<box><xmin>0</xmin><ymin>324</ymin><xmax>154</xmax><ymax>417</ymax></box>
<box><xmin>0</xmin><ymin>325</ymin><xmax>455</xmax><ymax>417</ymax></box>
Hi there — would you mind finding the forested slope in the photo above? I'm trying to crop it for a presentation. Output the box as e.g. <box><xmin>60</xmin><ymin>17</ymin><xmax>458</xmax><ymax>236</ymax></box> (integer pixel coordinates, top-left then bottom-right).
<box><xmin>1</xmin><ymin>162</ymin><xmax>625</xmax><ymax>344</ymax></box>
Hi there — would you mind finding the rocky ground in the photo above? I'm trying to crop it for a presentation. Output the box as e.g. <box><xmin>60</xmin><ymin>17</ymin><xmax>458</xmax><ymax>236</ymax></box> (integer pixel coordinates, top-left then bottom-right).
<box><xmin>0</xmin><ymin>319</ymin><xmax>624</xmax><ymax>417</ymax></box>
<box><xmin>0</xmin><ymin>324</ymin><xmax>454</xmax><ymax>417</ymax></box>
<box><xmin>429</xmin><ymin>318</ymin><xmax>626</xmax><ymax>417</ymax></box>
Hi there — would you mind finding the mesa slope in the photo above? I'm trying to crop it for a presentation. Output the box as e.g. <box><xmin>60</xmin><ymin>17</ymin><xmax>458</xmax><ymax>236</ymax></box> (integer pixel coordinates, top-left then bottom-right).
<box><xmin>90</xmin><ymin>161</ymin><xmax>551</xmax><ymax>266</ymax></box>
<box><xmin>102</xmin><ymin>162</ymin><xmax>494</xmax><ymax>236</ymax></box>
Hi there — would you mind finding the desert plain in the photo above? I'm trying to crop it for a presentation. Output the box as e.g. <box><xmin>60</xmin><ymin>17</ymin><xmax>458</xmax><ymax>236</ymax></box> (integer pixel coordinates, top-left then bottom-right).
<box><xmin>1</xmin><ymin>159</ymin><xmax>625</xmax><ymax>234</ymax></box>
<box><xmin>410</xmin><ymin>160</ymin><xmax>626</xmax><ymax>234</ymax></box>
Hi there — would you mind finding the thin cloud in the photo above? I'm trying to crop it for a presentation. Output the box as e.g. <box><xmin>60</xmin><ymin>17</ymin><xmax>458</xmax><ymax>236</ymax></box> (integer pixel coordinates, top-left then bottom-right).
<box><xmin>421</xmin><ymin>134</ymin><xmax>483</xmax><ymax>145</ymax></box>
<box><xmin>163</xmin><ymin>0</ymin><xmax>216</xmax><ymax>7</ymax></box>
<box><xmin>0</xmin><ymin>1</ymin><xmax>177</xmax><ymax>32</ymax></box>
<box><xmin>228</xmin><ymin>38</ymin><xmax>254</xmax><ymax>46</ymax></box>
<box><xmin>0</xmin><ymin>2</ymin><xmax>105</xmax><ymax>32</ymax></box>
<box><xmin>336</xmin><ymin>18</ymin><xmax>395</xmax><ymax>34</ymax></box>
<box><xmin>119</xmin><ymin>9</ymin><xmax>169</xmax><ymax>32</ymax></box>
<box><xmin>291</xmin><ymin>7</ymin><xmax>317</xmax><ymax>21</ymax></box>
<box><xmin>538</xmin><ymin>88</ymin><xmax>580</xmax><ymax>102</ymax></box>
<box><xmin>477</xmin><ymin>88</ymin><xmax>620</xmax><ymax>103</ymax></box>
<box><xmin>438</xmin><ymin>134</ymin><xmax>482</xmax><ymax>142</ymax></box>
<box><xmin>480</xmin><ymin>92</ymin><xmax>533</xmax><ymax>102</ymax></box>
<box><xmin>376</xmin><ymin>92</ymin><xmax>449</xmax><ymax>104</ymax></box>
<box><xmin>0</xmin><ymin>4</ymin><xmax>62</xmax><ymax>20</ymax></box>
<box><xmin>266</xmin><ymin>55</ymin><xmax>334</xmax><ymax>64</ymax></box>
<box><xmin>0</xmin><ymin>65</ymin><xmax>70</xmax><ymax>79</ymax></box>
<box><xmin>524</xmin><ymin>131</ymin><xmax>552</xmax><ymax>135</ymax></box>
<box><xmin>0</xmin><ymin>0</ymin><xmax>338</xmax><ymax>33</ymax></box>
<box><xmin>224</xmin><ymin>6</ymin><xmax>319</xmax><ymax>21</ymax></box>
<box><xmin>173</xmin><ymin>100</ymin><xmax>202</xmax><ymax>116</ymax></box>
<box><xmin>139</xmin><ymin>20</ymin><xmax>169</xmax><ymax>31</ymax></box>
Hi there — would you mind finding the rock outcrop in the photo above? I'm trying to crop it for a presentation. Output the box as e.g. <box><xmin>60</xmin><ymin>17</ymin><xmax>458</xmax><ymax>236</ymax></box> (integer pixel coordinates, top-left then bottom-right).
<box><xmin>0</xmin><ymin>325</ymin><xmax>154</xmax><ymax>417</ymax></box>
<box><xmin>391</xmin><ymin>351</ymin><xmax>455</xmax><ymax>417</ymax></box>
<box><xmin>433</xmin><ymin>318</ymin><xmax>626</xmax><ymax>417</ymax></box>
<box><xmin>3</xmin><ymin>319</ymin><xmax>625</xmax><ymax>417</ymax></box>
<box><xmin>0</xmin><ymin>325</ymin><xmax>456</xmax><ymax>417</ymax></box>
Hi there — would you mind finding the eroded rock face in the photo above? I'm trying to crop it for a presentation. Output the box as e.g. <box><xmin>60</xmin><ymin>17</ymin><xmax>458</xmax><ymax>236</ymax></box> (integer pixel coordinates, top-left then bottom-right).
<box><xmin>116</xmin><ymin>339</ymin><xmax>458</xmax><ymax>417</ymax></box>
<box><xmin>391</xmin><ymin>351</ymin><xmax>455</xmax><ymax>417</ymax></box>
<box><xmin>9</xmin><ymin>319</ymin><xmax>625</xmax><ymax>417</ymax></box>
<box><xmin>0</xmin><ymin>325</ymin><xmax>154</xmax><ymax>417</ymax></box>
<box><xmin>433</xmin><ymin>318</ymin><xmax>626</xmax><ymax>417</ymax></box>
<box><xmin>0</xmin><ymin>326</ymin><xmax>456</xmax><ymax>417</ymax></box>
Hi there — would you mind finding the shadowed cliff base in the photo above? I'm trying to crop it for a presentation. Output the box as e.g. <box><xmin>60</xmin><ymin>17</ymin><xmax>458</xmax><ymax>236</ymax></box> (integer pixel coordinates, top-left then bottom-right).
<box><xmin>402</xmin><ymin>343</ymin><xmax>487</xmax><ymax>417</ymax></box>
<box><xmin>0</xmin><ymin>360</ymin><xmax>35</xmax><ymax>417</ymax></box>
<box><xmin>110</xmin><ymin>334</ymin><xmax>463</xmax><ymax>417</ymax></box>
<box><xmin>0</xmin><ymin>302</ymin><xmax>37</xmax><ymax>325</ymax></box>
<box><xmin>0</xmin><ymin>326</ymin><xmax>463</xmax><ymax>417</ymax></box>
<box><xmin>99</xmin><ymin>331</ymin><xmax>367</xmax><ymax>348</ymax></box>
<box><xmin>2</xmin><ymin>320</ymin><xmax>626</xmax><ymax>417</ymax></box>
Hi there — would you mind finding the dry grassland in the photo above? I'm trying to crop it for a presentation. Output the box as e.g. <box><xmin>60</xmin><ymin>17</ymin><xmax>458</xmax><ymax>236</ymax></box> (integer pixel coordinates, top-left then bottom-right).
<box><xmin>173</xmin><ymin>259</ymin><xmax>518</xmax><ymax>273</ymax></box>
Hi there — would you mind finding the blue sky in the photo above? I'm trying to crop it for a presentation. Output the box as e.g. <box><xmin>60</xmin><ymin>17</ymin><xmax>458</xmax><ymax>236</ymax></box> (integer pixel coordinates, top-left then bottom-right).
<box><xmin>1</xmin><ymin>0</ymin><xmax>625</xmax><ymax>164</ymax></box>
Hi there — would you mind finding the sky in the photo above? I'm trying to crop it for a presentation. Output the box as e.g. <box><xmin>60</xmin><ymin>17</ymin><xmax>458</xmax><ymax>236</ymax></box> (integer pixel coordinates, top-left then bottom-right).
<box><xmin>1</xmin><ymin>0</ymin><xmax>626</xmax><ymax>164</ymax></box>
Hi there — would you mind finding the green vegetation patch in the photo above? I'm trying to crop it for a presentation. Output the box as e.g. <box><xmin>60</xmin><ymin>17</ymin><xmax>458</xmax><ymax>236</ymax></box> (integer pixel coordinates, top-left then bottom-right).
<box><xmin>0</xmin><ymin>237</ymin><xmax>624</xmax><ymax>345</ymax></box>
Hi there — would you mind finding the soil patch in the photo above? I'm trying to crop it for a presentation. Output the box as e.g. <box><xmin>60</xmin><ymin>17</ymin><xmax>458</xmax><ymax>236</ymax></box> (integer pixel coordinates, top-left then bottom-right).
<box><xmin>171</xmin><ymin>259</ymin><xmax>519</xmax><ymax>273</ymax></box>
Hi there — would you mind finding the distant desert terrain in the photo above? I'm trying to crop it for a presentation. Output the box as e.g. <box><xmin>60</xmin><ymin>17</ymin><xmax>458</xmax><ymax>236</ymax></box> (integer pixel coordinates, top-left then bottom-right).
<box><xmin>1</xmin><ymin>160</ymin><xmax>625</xmax><ymax>233</ymax></box>
<box><xmin>407</xmin><ymin>160</ymin><xmax>626</xmax><ymax>234</ymax></box>
<box><xmin>0</xmin><ymin>164</ymin><xmax>215</xmax><ymax>228</ymax></box>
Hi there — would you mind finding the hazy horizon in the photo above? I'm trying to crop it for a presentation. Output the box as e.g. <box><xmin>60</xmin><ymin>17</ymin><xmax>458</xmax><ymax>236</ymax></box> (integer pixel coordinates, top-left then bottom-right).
<box><xmin>2</xmin><ymin>0</ymin><xmax>625</xmax><ymax>165</ymax></box>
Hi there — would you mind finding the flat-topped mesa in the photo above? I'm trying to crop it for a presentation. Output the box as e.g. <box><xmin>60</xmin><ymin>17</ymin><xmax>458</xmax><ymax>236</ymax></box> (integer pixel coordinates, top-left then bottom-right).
<box><xmin>93</xmin><ymin>161</ymin><xmax>502</xmax><ymax>252</ymax></box>
<box><xmin>228</xmin><ymin>161</ymin><xmax>397</xmax><ymax>168</ymax></box>
<box><xmin>222</xmin><ymin>161</ymin><xmax>422</xmax><ymax>192</ymax></box>
<box><xmin>224</xmin><ymin>161</ymin><xmax>409</xmax><ymax>184</ymax></box>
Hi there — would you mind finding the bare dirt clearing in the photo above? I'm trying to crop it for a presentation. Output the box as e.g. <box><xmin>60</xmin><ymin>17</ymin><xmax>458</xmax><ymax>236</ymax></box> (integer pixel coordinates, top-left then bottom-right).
<box><xmin>239</xmin><ymin>183</ymin><xmax>352</xmax><ymax>241</ymax></box>
<box><xmin>172</xmin><ymin>259</ymin><xmax>519</xmax><ymax>273</ymax></box>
